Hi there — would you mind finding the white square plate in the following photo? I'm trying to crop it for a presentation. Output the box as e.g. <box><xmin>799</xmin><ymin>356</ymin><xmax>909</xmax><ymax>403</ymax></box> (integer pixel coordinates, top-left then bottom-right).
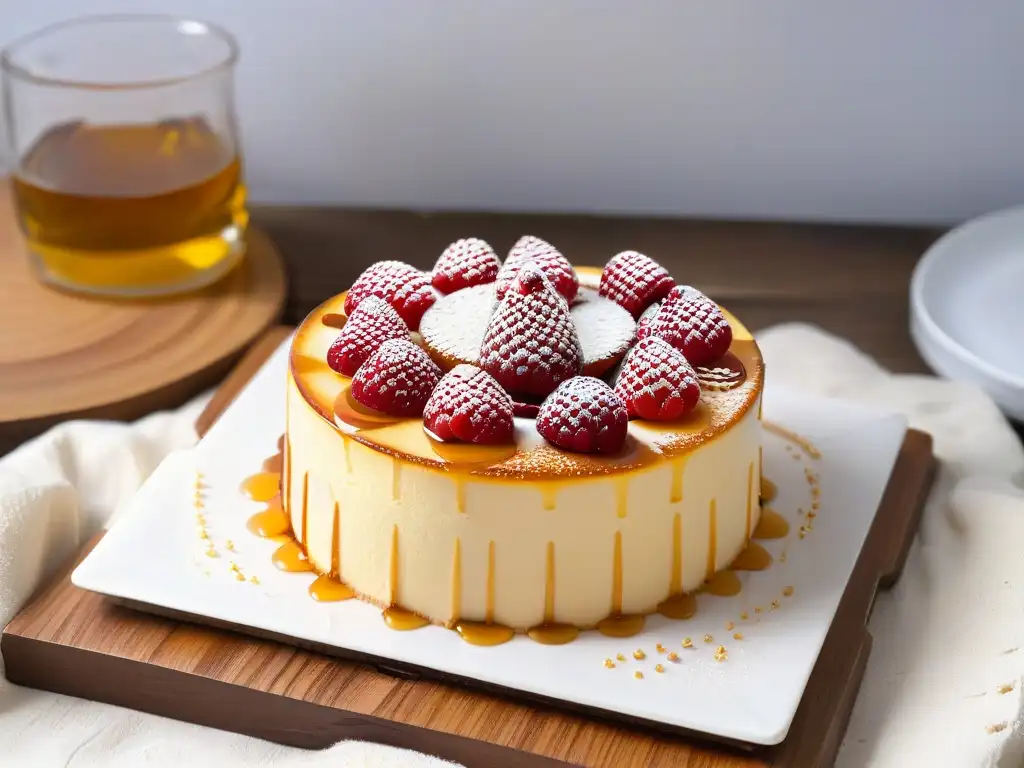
<box><xmin>72</xmin><ymin>338</ymin><xmax>908</xmax><ymax>746</ymax></box>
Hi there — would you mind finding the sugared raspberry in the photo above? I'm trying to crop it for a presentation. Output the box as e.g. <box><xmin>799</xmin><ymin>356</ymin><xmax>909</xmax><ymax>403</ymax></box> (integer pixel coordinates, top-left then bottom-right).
<box><xmin>423</xmin><ymin>364</ymin><xmax>515</xmax><ymax>444</ymax></box>
<box><xmin>637</xmin><ymin>286</ymin><xmax>732</xmax><ymax>366</ymax></box>
<box><xmin>350</xmin><ymin>338</ymin><xmax>441</xmax><ymax>417</ymax></box>
<box><xmin>613</xmin><ymin>337</ymin><xmax>701</xmax><ymax>420</ymax></box>
<box><xmin>479</xmin><ymin>264</ymin><xmax>583</xmax><ymax>398</ymax></box>
<box><xmin>636</xmin><ymin>300</ymin><xmax>660</xmax><ymax>340</ymax></box>
<box><xmin>536</xmin><ymin>376</ymin><xmax>628</xmax><ymax>454</ymax></box>
<box><xmin>344</xmin><ymin>261</ymin><xmax>437</xmax><ymax>330</ymax></box>
<box><xmin>495</xmin><ymin>235</ymin><xmax>578</xmax><ymax>303</ymax></box>
<box><xmin>599</xmin><ymin>251</ymin><xmax>675</xmax><ymax>318</ymax></box>
<box><xmin>431</xmin><ymin>238</ymin><xmax>501</xmax><ymax>295</ymax></box>
<box><xmin>326</xmin><ymin>297</ymin><xmax>409</xmax><ymax>376</ymax></box>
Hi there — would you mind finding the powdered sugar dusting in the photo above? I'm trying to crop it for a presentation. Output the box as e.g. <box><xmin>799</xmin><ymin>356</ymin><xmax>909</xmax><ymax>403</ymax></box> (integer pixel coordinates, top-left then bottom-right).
<box><xmin>614</xmin><ymin>337</ymin><xmax>701</xmax><ymax>420</ymax></box>
<box><xmin>326</xmin><ymin>296</ymin><xmax>410</xmax><ymax>376</ymax></box>
<box><xmin>419</xmin><ymin>283</ymin><xmax>498</xmax><ymax>368</ymax></box>
<box><xmin>570</xmin><ymin>289</ymin><xmax>636</xmax><ymax>372</ymax></box>
<box><xmin>432</xmin><ymin>238</ymin><xmax>501</xmax><ymax>294</ymax></box>
<box><xmin>536</xmin><ymin>376</ymin><xmax>628</xmax><ymax>454</ymax></box>
<box><xmin>423</xmin><ymin>364</ymin><xmax>514</xmax><ymax>444</ymax></box>
<box><xmin>496</xmin><ymin>235</ymin><xmax>578</xmax><ymax>302</ymax></box>
<box><xmin>350</xmin><ymin>338</ymin><xmax>442</xmax><ymax>417</ymax></box>
<box><xmin>638</xmin><ymin>285</ymin><xmax>732</xmax><ymax>366</ymax></box>
<box><xmin>599</xmin><ymin>250</ymin><xmax>675</xmax><ymax>318</ymax></box>
<box><xmin>344</xmin><ymin>260</ymin><xmax>437</xmax><ymax>330</ymax></box>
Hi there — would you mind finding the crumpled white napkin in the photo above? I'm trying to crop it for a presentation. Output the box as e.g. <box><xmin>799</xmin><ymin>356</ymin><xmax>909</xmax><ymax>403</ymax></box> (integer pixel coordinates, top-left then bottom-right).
<box><xmin>0</xmin><ymin>323</ymin><xmax>1022</xmax><ymax>768</ymax></box>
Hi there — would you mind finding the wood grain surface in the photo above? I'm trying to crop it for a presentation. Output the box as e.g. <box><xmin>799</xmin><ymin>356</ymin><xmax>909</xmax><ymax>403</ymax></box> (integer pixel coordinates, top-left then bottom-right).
<box><xmin>2</xmin><ymin>326</ymin><xmax>937</xmax><ymax>768</ymax></box>
<box><xmin>0</xmin><ymin>183</ymin><xmax>287</xmax><ymax>455</ymax></box>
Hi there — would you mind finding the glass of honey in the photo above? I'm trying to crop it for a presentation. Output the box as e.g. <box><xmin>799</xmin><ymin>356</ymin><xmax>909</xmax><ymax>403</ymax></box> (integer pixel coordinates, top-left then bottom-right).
<box><xmin>2</xmin><ymin>15</ymin><xmax>248</xmax><ymax>297</ymax></box>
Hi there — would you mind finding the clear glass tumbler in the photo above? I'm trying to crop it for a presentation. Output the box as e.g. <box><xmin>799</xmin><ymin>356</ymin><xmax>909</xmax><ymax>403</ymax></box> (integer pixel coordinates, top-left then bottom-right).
<box><xmin>2</xmin><ymin>14</ymin><xmax>248</xmax><ymax>297</ymax></box>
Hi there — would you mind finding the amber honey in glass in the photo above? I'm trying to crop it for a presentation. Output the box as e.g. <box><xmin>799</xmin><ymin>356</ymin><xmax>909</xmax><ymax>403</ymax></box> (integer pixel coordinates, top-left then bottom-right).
<box><xmin>2</xmin><ymin>15</ymin><xmax>247</xmax><ymax>297</ymax></box>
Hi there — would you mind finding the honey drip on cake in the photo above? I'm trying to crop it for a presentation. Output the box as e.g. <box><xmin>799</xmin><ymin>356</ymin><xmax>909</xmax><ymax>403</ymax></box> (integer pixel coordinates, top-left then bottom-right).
<box><xmin>240</xmin><ymin>472</ymin><xmax>280</xmax><ymax>502</ymax></box>
<box><xmin>761</xmin><ymin>476</ymin><xmax>778</xmax><ymax>504</ymax></box>
<box><xmin>262</xmin><ymin>453</ymin><xmax>283</xmax><ymax>473</ymax></box>
<box><xmin>702</xmin><ymin>570</ymin><xmax>742</xmax><ymax>597</ymax></box>
<box><xmin>670</xmin><ymin>459</ymin><xmax>684</xmax><ymax>503</ymax></box>
<box><xmin>309</xmin><ymin>575</ymin><xmax>355</xmax><ymax>602</ymax></box>
<box><xmin>300</xmin><ymin>473</ymin><xmax>309</xmax><ymax>545</ymax></box>
<box><xmin>527</xmin><ymin>623</ymin><xmax>579</xmax><ymax>645</ymax></box>
<box><xmin>596</xmin><ymin>531</ymin><xmax>645</xmax><ymax>637</ymax></box>
<box><xmin>451</xmin><ymin>538</ymin><xmax>462</xmax><ymax>619</ymax></box>
<box><xmin>381</xmin><ymin>524</ymin><xmax>428</xmax><ymax>630</ymax></box>
<box><xmin>284</xmin><ymin>435</ymin><xmax>292</xmax><ymax>506</ymax></box>
<box><xmin>543</xmin><ymin>541</ymin><xmax>556</xmax><ymax>623</ymax></box>
<box><xmin>333</xmin><ymin>387</ymin><xmax>402</xmax><ymax>430</ymax></box>
<box><xmin>706</xmin><ymin>499</ymin><xmax>718</xmax><ymax>580</ymax></box>
<box><xmin>541</xmin><ymin>486</ymin><xmax>557</xmax><ymax>511</ymax></box>
<box><xmin>730</xmin><ymin>541</ymin><xmax>773</xmax><ymax>571</ymax></box>
<box><xmin>456</xmin><ymin>621</ymin><xmax>514</xmax><ymax>646</ymax></box>
<box><xmin>745</xmin><ymin>461</ymin><xmax>754</xmax><ymax>537</ymax></box>
<box><xmin>272</xmin><ymin>540</ymin><xmax>312</xmax><ymax>572</ymax></box>
<box><xmin>322</xmin><ymin>312</ymin><xmax>347</xmax><ymax>329</ymax></box>
<box><xmin>753</xmin><ymin>508</ymin><xmax>789</xmax><ymax>539</ymax></box>
<box><xmin>669</xmin><ymin>512</ymin><xmax>682</xmax><ymax>594</ymax></box>
<box><xmin>246</xmin><ymin>499</ymin><xmax>290</xmax><ymax>539</ymax></box>
<box><xmin>657</xmin><ymin>592</ymin><xmax>697</xmax><ymax>620</ymax></box>
<box><xmin>485</xmin><ymin>541</ymin><xmax>496</xmax><ymax>623</ymax></box>
<box><xmin>615</xmin><ymin>478</ymin><xmax>629</xmax><ymax>518</ymax></box>
<box><xmin>331</xmin><ymin>501</ymin><xmax>341</xmax><ymax>574</ymax></box>
<box><xmin>425</xmin><ymin>431</ymin><xmax>518</xmax><ymax>470</ymax></box>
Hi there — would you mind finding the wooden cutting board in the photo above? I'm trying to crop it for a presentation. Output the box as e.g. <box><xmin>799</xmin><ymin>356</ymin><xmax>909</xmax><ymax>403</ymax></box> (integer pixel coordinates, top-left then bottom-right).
<box><xmin>1</xmin><ymin>325</ymin><xmax>936</xmax><ymax>767</ymax></box>
<box><xmin>0</xmin><ymin>183</ymin><xmax>286</xmax><ymax>454</ymax></box>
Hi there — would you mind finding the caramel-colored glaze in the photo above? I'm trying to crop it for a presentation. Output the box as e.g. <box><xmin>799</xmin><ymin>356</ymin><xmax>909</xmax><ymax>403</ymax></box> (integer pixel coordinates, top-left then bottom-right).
<box><xmin>745</xmin><ymin>461</ymin><xmax>754</xmax><ymax>538</ymax></box>
<box><xmin>761</xmin><ymin>476</ymin><xmax>778</xmax><ymax>504</ymax></box>
<box><xmin>284</xmin><ymin>434</ymin><xmax>292</xmax><ymax>505</ymax></box>
<box><xmin>291</xmin><ymin>281</ymin><xmax>764</xmax><ymax>479</ymax></box>
<box><xmin>731</xmin><ymin>541</ymin><xmax>773</xmax><ymax>571</ymax></box>
<box><xmin>485</xmin><ymin>541</ymin><xmax>496</xmax><ymax>623</ymax></box>
<box><xmin>705</xmin><ymin>499</ymin><xmax>718</xmax><ymax>580</ymax></box>
<box><xmin>321</xmin><ymin>312</ymin><xmax>347</xmax><ymax>329</ymax></box>
<box><xmin>455</xmin><ymin>478</ymin><xmax>466</xmax><ymax>514</ymax></box>
<box><xmin>425</xmin><ymin>430</ymin><xmax>519</xmax><ymax>470</ymax></box>
<box><xmin>389</xmin><ymin>524</ymin><xmax>399</xmax><ymax>604</ymax></box>
<box><xmin>543</xmin><ymin>541</ymin><xmax>556</xmax><ymax>623</ymax></box>
<box><xmin>670</xmin><ymin>458</ymin><xmax>684</xmax><ymax>503</ymax></box>
<box><xmin>309</xmin><ymin>575</ymin><xmax>355</xmax><ymax>602</ymax></box>
<box><xmin>272</xmin><ymin>540</ymin><xmax>312</xmax><ymax>572</ymax></box>
<box><xmin>333</xmin><ymin>387</ymin><xmax>404</xmax><ymax>431</ymax></box>
<box><xmin>261</xmin><ymin>453</ymin><xmax>283</xmax><ymax>473</ymax></box>
<box><xmin>456</xmin><ymin>621</ymin><xmax>515</xmax><ymax>646</ymax></box>
<box><xmin>382</xmin><ymin>607</ymin><xmax>429</xmax><ymax>631</ymax></box>
<box><xmin>240</xmin><ymin>472</ymin><xmax>280</xmax><ymax>503</ymax></box>
<box><xmin>330</xmin><ymin>501</ymin><xmax>341</xmax><ymax>575</ymax></box>
<box><xmin>527</xmin><ymin>624</ymin><xmax>580</xmax><ymax>645</ymax></box>
<box><xmin>611</xmin><ymin>531</ymin><xmax>624</xmax><ymax>614</ymax></box>
<box><xmin>753</xmin><ymin>507</ymin><xmax>790</xmax><ymax>540</ymax></box>
<box><xmin>596</xmin><ymin>614</ymin><xmax>646</xmax><ymax>638</ymax></box>
<box><xmin>702</xmin><ymin>570</ymin><xmax>742</xmax><ymax>597</ymax></box>
<box><xmin>615</xmin><ymin>477</ymin><xmax>629</xmax><ymax>518</ymax></box>
<box><xmin>696</xmin><ymin>352</ymin><xmax>747</xmax><ymax>391</ymax></box>
<box><xmin>246</xmin><ymin>502</ymin><xmax>290</xmax><ymax>538</ymax></box>
<box><xmin>451</xmin><ymin>538</ymin><xmax>462</xmax><ymax>619</ymax></box>
<box><xmin>300</xmin><ymin>472</ymin><xmax>309</xmax><ymax>546</ymax></box>
<box><xmin>669</xmin><ymin>512</ymin><xmax>682</xmax><ymax>595</ymax></box>
<box><xmin>657</xmin><ymin>592</ymin><xmax>697</xmax><ymax>620</ymax></box>
<box><xmin>763</xmin><ymin>421</ymin><xmax>822</xmax><ymax>460</ymax></box>
<box><xmin>276</xmin><ymin>434</ymin><xmax>285</xmax><ymax>451</ymax></box>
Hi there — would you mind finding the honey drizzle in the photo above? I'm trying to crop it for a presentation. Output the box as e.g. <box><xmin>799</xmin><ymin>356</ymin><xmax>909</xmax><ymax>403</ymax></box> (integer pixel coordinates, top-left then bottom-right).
<box><xmin>300</xmin><ymin>473</ymin><xmax>309</xmax><ymax>547</ymax></box>
<box><xmin>670</xmin><ymin>459</ymin><xmax>684</xmax><ymax>503</ymax></box>
<box><xmin>764</xmin><ymin>420</ymin><xmax>822</xmax><ymax>459</ymax></box>
<box><xmin>261</xmin><ymin>453</ymin><xmax>282</xmax><ymax>473</ymax></box>
<box><xmin>285</xmin><ymin>435</ymin><xmax>292</xmax><ymax>508</ymax></box>
<box><xmin>382</xmin><ymin>607</ymin><xmax>429</xmax><ymax>631</ymax></box>
<box><xmin>543</xmin><ymin>541</ymin><xmax>556</xmax><ymax>623</ymax></box>
<box><xmin>309</xmin><ymin>575</ymin><xmax>355</xmax><ymax>602</ymax></box>
<box><xmin>753</xmin><ymin>507</ymin><xmax>789</xmax><ymax>540</ymax></box>
<box><xmin>240</xmin><ymin>472</ymin><xmax>280</xmax><ymax>503</ymax></box>
<box><xmin>706</xmin><ymin>499</ymin><xmax>717</xmax><ymax>580</ymax></box>
<box><xmin>331</xmin><ymin>501</ymin><xmax>341</xmax><ymax>575</ymax></box>
<box><xmin>456</xmin><ymin>621</ymin><xmax>514</xmax><ymax>646</ymax></box>
<box><xmin>541</xmin><ymin>486</ymin><xmax>557</xmax><ymax>511</ymax></box>
<box><xmin>745</xmin><ymin>461</ymin><xmax>754</xmax><ymax>538</ymax></box>
<box><xmin>527</xmin><ymin>624</ymin><xmax>579</xmax><ymax>645</ymax></box>
<box><xmin>702</xmin><ymin>570</ymin><xmax>742</xmax><ymax>597</ymax></box>
<box><xmin>246</xmin><ymin>500</ymin><xmax>290</xmax><ymax>538</ymax></box>
<box><xmin>657</xmin><ymin>592</ymin><xmax>697</xmax><ymax>620</ymax></box>
<box><xmin>615</xmin><ymin>477</ymin><xmax>629</xmax><ymax>518</ymax></box>
<box><xmin>391</xmin><ymin>459</ymin><xmax>401</xmax><ymax>501</ymax></box>
<box><xmin>451</xmin><ymin>538</ymin><xmax>462</xmax><ymax>620</ymax></box>
<box><xmin>611</xmin><ymin>531</ymin><xmax>623</xmax><ymax>614</ymax></box>
<box><xmin>669</xmin><ymin>512</ymin><xmax>682</xmax><ymax>595</ymax></box>
<box><xmin>389</xmin><ymin>524</ymin><xmax>399</xmax><ymax>605</ymax></box>
<box><xmin>761</xmin><ymin>476</ymin><xmax>778</xmax><ymax>504</ymax></box>
<box><xmin>485</xmin><ymin>541</ymin><xmax>496</xmax><ymax>623</ymax></box>
<box><xmin>272</xmin><ymin>540</ymin><xmax>311</xmax><ymax>572</ymax></box>
<box><xmin>596</xmin><ymin>532</ymin><xmax>645</xmax><ymax>637</ymax></box>
<box><xmin>730</xmin><ymin>541</ymin><xmax>772</xmax><ymax>571</ymax></box>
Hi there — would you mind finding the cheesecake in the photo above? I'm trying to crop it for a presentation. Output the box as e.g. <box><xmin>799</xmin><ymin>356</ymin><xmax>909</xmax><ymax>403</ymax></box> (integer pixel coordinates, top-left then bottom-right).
<box><xmin>281</xmin><ymin>238</ymin><xmax>764</xmax><ymax>642</ymax></box>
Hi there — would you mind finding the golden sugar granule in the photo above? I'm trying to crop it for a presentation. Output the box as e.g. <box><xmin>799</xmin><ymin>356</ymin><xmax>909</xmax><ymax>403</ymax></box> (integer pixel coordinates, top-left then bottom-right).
<box><xmin>655</xmin><ymin>664</ymin><xmax>665</xmax><ymax>674</ymax></box>
<box><xmin>783</xmin><ymin>586</ymin><xmax>795</xmax><ymax>597</ymax></box>
<box><xmin>733</xmin><ymin>632</ymin><xmax>744</xmax><ymax>641</ymax></box>
<box><xmin>655</xmin><ymin>643</ymin><xmax>666</xmax><ymax>653</ymax></box>
<box><xmin>634</xmin><ymin>671</ymin><xmax>643</xmax><ymax>680</ymax></box>
<box><xmin>725</xmin><ymin>621</ymin><xmax>734</xmax><ymax>630</ymax></box>
<box><xmin>667</xmin><ymin>652</ymin><xmax>679</xmax><ymax>662</ymax></box>
<box><xmin>986</xmin><ymin>722</ymin><xmax>1008</xmax><ymax>734</ymax></box>
<box><xmin>234</xmin><ymin>572</ymin><xmax>246</xmax><ymax>581</ymax></box>
<box><xmin>997</xmin><ymin>683</ymin><xmax>1015</xmax><ymax>694</ymax></box>
<box><xmin>739</xmin><ymin>611</ymin><xmax>749</xmax><ymax>621</ymax></box>
<box><xmin>633</xmin><ymin>649</ymin><xmax>646</xmax><ymax>660</ymax></box>
<box><xmin>771</xmin><ymin>599</ymin><xmax>781</xmax><ymax>610</ymax></box>
<box><xmin>204</xmin><ymin>548</ymin><xmax>218</xmax><ymax>558</ymax></box>
<box><xmin>682</xmin><ymin>637</ymin><xmax>693</xmax><ymax>649</ymax></box>
<box><xmin>603</xmin><ymin>658</ymin><xmax>615</xmax><ymax>669</ymax></box>
<box><xmin>249</xmin><ymin>576</ymin><xmax>260</xmax><ymax>585</ymax></box>
<box><xmin>799</xmin><ymin>529</ymin><xmax>807</xmax><ymax>540</ymax></box>
<box><xmin>755</xmin><ymin>606</ymin><xmax>764</xmax><ymax>614</ymax></box>
<box><xmin>193</xmin><ymin>499</ymin><xmax>204</xmax><ymax>509</ymax></box>
<box><xmin>198</xmin><ymin>529</ymin><xmax>209</xmax><ymax>540</ymax></box>
<box><xmin>714</xmin><ymin>646</ymin><xmax>728</xmax><ymax>662</ymax></box>
<box><xmin>225</xmin><ymin>540</ymin><xmax>235</xmax><ymax>552</ymax></box>
<box><xmin>703</xmin><ymin>634</ymin><xmax>713</xmax><ymax>644</ymax></box>
<box><xmin>616</xmin><ymin>653</ymin><xmax>626</xmax><ymax>661</ymax></box>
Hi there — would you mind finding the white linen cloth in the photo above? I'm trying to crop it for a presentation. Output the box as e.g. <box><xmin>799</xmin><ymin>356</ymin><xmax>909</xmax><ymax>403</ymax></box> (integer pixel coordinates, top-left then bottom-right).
<box><xmin>1</xmin><ymin>324</ymin><xmax>1022</xmax><ymax>768</ymax></box>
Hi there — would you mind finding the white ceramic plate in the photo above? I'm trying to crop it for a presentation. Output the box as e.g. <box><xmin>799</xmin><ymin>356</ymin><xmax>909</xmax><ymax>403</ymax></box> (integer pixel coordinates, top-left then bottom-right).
<box><xmin>72</xmin><ymin>338</ymin><xmax>908</xmax><ymax>746</ymax></box>
<box><xmin>911</xmin><ymin>206</ymin><xmax>1024</xmax><ymax>421</ymax></box>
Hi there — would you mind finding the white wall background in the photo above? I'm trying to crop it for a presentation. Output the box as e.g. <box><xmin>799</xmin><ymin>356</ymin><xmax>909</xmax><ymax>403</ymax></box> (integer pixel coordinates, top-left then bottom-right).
<box><xmin>2</xmin><ymin>1</ymin><xmax>1023</xmax><ymax>224</ymax></box>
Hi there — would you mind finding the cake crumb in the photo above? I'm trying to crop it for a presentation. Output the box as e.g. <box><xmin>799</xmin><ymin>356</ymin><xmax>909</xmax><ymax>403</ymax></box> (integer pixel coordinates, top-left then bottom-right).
<box><xmin>986</xmin><ymin>722</ymin><xmax>1008</xmax><ymax>735</ymax></box>
<box><xmin>603</xmin><ymin>658</ymin><xmax>615</xmax><ymax>669</ymax></box>
<box><xmin>998</xmin><ymin>683</ymin><xmax>1015</xmax><ymax>694</ymax></box>
<box><xmin>225</xmin><ymin>539</ymin><xmax>235</xmax><ymax>552</ymax></box>
<box><xmin>754</xmin><ymin>606</ymin><xmax>763</xmax><ymax>614</ymax></box>
<box><xmin>234</xmin><ymin>572</ymin><xmax>246</xmax><ymax>581</ymax></box>
<box><xmin>655</xmin><ymin>643</ymin><xmax>666</xmax><ymax>653</ymax></box>
<box><xmin>733</xmin><ymin>632</ymin><xmax>744</xmax><ymax>641</ymax></box>
<box><xmin>633</xmin><ymin>649</ymin><xmax>646</xmax><ymax>660</ymax></box>
<box><xmin>783</xmin><ymin>586</ymin><xmax>795</xmax><ymax>597</ymax></box>
<box><xmin>634</xmin><ymin>671</ymin><xmax>643</xmax><ymax>680</ymax></box>
<box><xmin>682</xmin><ymin>637</ymin><xmax>693</xmax><ymax>649</ymax></box>
<box><xmin>725</xmin><ymin>621</ymin><xmax>734</xmax><ymax>631</ymax></box>
<box><xmin>655</xmin><ymin>664</ymin><xmax>665</xmax><ymax>673</ymax></box>
<box><xmin>667</xmin><ymin>652</ymin><xmax>679</xmax><ymax>662</ymax></box>
<box><xmin>771</xmin><ymin>599</ymin><xmax>780</xmax><ymax>611</ymax></box>
<box><xmin>739</xmin><ymin>611</ymin><xmax>749</xmax><ymax>621</ymax></box>
<box><xmin>198</xmin><ymin>529</ymin><xmax>208</xmax><ymax>540</ymax></box>
<box><xmin>204</xmin><ymin>548</ymin><xmax>218</xmax><ymax>558</ymax></box>
<box><xmin>703</xmin><ymin>634</ymin><xmax>713</xmax><ymax>644</ymax></box>
<box><xmin>616</xmin><ymin>653</ymin><xmax>626</xmax><ymax>661</ymax></box>
<box><xmin>714</xmin><ymin>646</ymin><xmax>728</xmax><ymax>662</ymax></box>
<box><xmin>249</xmin><ymin>576</ymin><xmax>260</xmax><ymax>585</ymax></box>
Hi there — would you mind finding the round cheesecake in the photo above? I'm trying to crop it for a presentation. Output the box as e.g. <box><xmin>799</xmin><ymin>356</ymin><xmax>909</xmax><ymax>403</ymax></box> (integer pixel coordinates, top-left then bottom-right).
<box><xmin>283</xmin><ymin>264</ymin><xmax>764</xmax><ymax>633</ymax></box>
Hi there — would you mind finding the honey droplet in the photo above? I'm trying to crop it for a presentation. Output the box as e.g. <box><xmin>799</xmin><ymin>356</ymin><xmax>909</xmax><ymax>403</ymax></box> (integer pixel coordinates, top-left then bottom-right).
<box><xmin>458</xmin><ymin>621</ymin><xmax>516</xmax><ymax>646</ymax></box>
<box><xmin>526</xmin><ymin>624</ymin><xmax>579</xmax><ymax>645</ymax></box>
<box><xmin>657</xmin><ymin>592</ymin><xmax>697</xmax><ymax>621</ymax></box>
<box><xmin>240</xmin><ymin>472</ymin><xmax>281</xmax><ymax>503</ymax></box>
<box><xmin>309</xmin><ymin>575</ymin><xmax>356</xmax><ymax>602</ymax></box>
<box><xmin>247</xmin><ymin>502</ymin><xmax>290</xmax><ymax>539</ymax></box>
<box><xmin>596</xmin><ymin>614</ymin><xmax>645</xmax><ymax>638</ymax></box>
<box><xmin>272</xmin><ymin>540</ymin><xmax>312</xmax><ymax>572</ymax></box>
<box><xmin>752</xmin><ymin>508</ymin><xmax>789</xmax><ymax>540</ymax></box>
<box><xmin>702</xmin><ymin>570</ymin><xmax>742</xmax><ymax>597</ymax></box>
<box><xmin>382</xmin><ymin>606</ymin><xmax>430</xmax><ymax>631</ymax></box>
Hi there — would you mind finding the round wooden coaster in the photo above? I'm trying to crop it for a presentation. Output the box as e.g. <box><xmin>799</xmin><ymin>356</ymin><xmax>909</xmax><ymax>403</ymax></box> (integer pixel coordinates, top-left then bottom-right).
<box><xmin>0</xmin><ymin>184</ymin><xmax>286</xmax><ymax>448</ymax></box>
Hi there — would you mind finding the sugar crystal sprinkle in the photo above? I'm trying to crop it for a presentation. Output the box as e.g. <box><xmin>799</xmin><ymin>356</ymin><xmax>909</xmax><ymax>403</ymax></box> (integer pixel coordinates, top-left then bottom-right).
<box><xmin>616</xmin><ymin>653</ymin><xmax>626</xmax><ymax>661</ymax></box>
<box><xmin>634</xmin><ymin>671</ymin><xmax>643</xmax><ymax>680</ymax></box>
<box><xmin>733</xmin><ymin>632</ymin><xmax>744</xmax><ymax>641</ymax></box>
<box><xmin>633</xmin><ymin>649</ymin><xmax>646</xmax><ymax>660</ymax></box>
<box><xmin>682</xmin><ymin>637</ymin><xmax>693</xmax><ymax>648</ymax></box>
<box><xmin>667</xmin><ymin>652</ymin><xmax>679</xmax><ymax>661</ymax></box>
<box><xmin>703</xmin><ymin>634</ymin><xmax>713</xmax><ymax>644</ymax></box>
<box><xmin>725</xmin><ymin>621</ymin><xmax>734</xmax><ymax>630</ymax></box>
<box><xmin>655</xmin><ymin>664</ymin><xmax>665</xmax><ymax>673</ymax></box>
<box><xmin>714</xmin><ymin>646</ymin><xmax>728</xmax><ymax>662</ymax></box>
<box><xmin>604</xmin><ymin>658</ymin><xmax>615</xmax><ymax>669</ymax></box>
<box><xmin>655</xmin><ymin>643</ymin><xmax>666</xmax><ymax>653</ymax></box>
<box><xmin>740</xmin><ymin>611</ymin><xmax>749</xmax><ymax>621</ymax></box>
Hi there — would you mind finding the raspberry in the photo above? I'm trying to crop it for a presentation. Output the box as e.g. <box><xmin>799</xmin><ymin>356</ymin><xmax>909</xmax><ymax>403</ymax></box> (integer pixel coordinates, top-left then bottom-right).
<box><xmin>495</xmin><ymin>235</ymin><xmax>578</xmax><ymax>303</ymax></box>
<box><xmin>638</xmin><ymin>285</ymin><xmax>732</xmax><ymax>366</ymax></box>
<box><xmin>479</xmin><ymin>264</ymin><xmax>583</xmax><ymax>398</ymax></box>
<box><xmin>613</xmin><ymin>337</ymin><xmax>701</xmax><ymax>420</ymax></box>
<box><xmin>326</xmin><ymin>297</ymin><xmax>409</xmax><ymax>376</ymax></box>
<box><xmin>344</xmin><ymin>261</ymin><xmax>437</xmax><ymax>330</ymax></box>
<box><xmin>423</xmin><ymin>364</ymin><xmax>515</xmax><ymax>444</ymax></box>
<box><xmin>536</xmin><ymin>376</ymin><xmax>628</xmax><ymax>454</ymax></box>
<box><xmin>635</xmin><ymin>300</ymin><xmax>661</xmax><ymax>340</ymax></box>
<box><xmin>431</xmin><ymin>238</ymin><xmax>501</xmax><ymax>295</ymax></box>
<box><xmin>349</xmin><ymin>338</ymin><xmax>441</xmax><ymax>417</ymax></box>
<box><xmin>599</xmin><ymin>251</ymin><xmax>675</xmax><ymax>318</ymax></box>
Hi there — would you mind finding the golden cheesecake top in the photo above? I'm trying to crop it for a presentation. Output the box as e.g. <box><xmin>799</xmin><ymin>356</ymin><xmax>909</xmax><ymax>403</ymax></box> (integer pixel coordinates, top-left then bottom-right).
<box><xmin>289</xmin><ymin>266</ymin><xmax>763</xmax><ymax>481</ymax></box>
